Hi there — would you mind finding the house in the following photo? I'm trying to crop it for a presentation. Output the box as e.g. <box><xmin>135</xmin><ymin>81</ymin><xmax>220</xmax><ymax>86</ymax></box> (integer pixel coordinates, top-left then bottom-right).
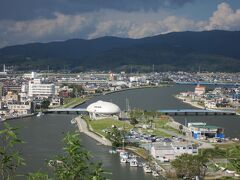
<box><xmin>194</xmin><ymin>84</ymin><xmax>206</xmax><ymax>96</ymax></box>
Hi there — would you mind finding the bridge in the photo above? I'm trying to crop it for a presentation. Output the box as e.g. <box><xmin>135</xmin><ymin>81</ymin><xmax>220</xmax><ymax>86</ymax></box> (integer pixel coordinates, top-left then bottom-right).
<box><xmin>47</xmin><ymin>108</ymin><xmax>236</xmax><ymax>116</ymax></box>
<box><xmin>47</xmin><ymin>108</ymin><xmax>87</xmax><ymax>114</ymax></box>
<box><xmin>157</xmin><ymin>109</ymin><xmax>236</xmax><ymax>116</ymax></box>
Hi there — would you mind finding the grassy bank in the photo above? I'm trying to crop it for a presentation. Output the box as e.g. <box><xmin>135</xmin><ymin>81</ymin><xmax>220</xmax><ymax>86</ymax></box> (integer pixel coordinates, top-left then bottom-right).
<box><xmin>62</xmin><ymin>97</ymin><xmax>87</xmax><ymax>108</ymax></box>
<box><xmin>85</xmin><ymin>117</ymin><xmax>133</xmax><ymax>137</ymax></box>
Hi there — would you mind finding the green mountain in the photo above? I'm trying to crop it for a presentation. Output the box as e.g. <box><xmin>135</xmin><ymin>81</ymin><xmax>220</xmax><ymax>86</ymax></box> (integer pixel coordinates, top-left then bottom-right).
<box><xmin>1</xmin><ymin>30</ymin><xmax>240</xmax><ymax>72</ymax></box>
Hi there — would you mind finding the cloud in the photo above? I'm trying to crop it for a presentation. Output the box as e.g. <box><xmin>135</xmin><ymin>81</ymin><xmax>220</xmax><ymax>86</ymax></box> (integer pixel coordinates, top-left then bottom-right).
<box><xmin>205</xmin><ymin>2</ymin><xmax>240</xmax><ymax>30</ymax></box>
<box><xmin>0</xmin><ymin>2</ymin><xmax>240</xmax><ymax>48</ymax></box>
<box><xmin>0</xmin><ymin>0</ymin><xmax>194</xmax><ymax>21</ymax></box>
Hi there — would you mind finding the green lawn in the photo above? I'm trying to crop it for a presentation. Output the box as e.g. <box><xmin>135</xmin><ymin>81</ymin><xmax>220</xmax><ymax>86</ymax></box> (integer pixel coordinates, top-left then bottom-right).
<box><xmin>62</xmin><ymin>97</ymin><xmax>86</xmax><ymax>108</ymax></box>
<box><xmin>86</xmin><ymin>118</ymin><xmax>133</xmax><ymax>137</ymax></box>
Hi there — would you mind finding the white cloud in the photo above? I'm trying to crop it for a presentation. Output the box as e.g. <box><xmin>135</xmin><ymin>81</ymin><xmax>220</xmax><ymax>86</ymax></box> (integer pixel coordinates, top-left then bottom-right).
<box><xmin>0</xmin><ymin>2</ymin><xmax>240</xmax><ymax>47</ymax></box>
<box><xmin>205</xmin><ymin>2</ymin><xmax>240</xmax><ymax>30</ymax></box>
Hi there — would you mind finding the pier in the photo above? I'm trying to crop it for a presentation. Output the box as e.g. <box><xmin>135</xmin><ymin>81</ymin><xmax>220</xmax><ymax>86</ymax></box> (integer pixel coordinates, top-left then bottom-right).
<box><xmin>158</xmin><ymin>109</ymin><xmax>236</xmax><ymax>116</ymax></box>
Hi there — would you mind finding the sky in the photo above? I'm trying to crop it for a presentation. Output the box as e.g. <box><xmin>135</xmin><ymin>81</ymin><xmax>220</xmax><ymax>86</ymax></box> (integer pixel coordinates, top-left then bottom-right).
<box><xmin>1</xmin><ymin>0</ymin><xmax>240</xmax><ymax>48</ymax></box>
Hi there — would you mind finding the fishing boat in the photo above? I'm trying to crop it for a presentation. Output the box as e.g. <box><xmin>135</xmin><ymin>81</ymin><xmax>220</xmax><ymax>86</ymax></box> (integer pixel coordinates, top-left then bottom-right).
<box><xmin>129</xmin><ymin>158</ymin><xmax>138</xmax><ymax>167</ymax></box>
<box><xmin>37</xmin><ymin>112</ymin><xmax>44</xmax><ymax>117</ymax></box>
<box><xmin>120</xmin><ymin>158</ymin><xmax>128</xmax><ymax>163</ymax></box>
<box><xmin>152</xmin><ymin>171</ymin><xmax>159</xmax><ymax>177</ymax></box>
<box><xmin>109</xmin><ymin>149</ymin><xmax>117</xmax><ymax>154</ymax></box>
<box><xmin>120</xmin><ymin>151</ymin><xmax>128</xmax><ymax>159</ymax></box>
<box><xmin>143</xmin><ymin>165</ymin><xmax>152</xmax><ymax>173</ymax></box>
<box><xmin>71</xmin><ymin>119</ymin><xmax>77</xmax><ymax>124</ymax></box>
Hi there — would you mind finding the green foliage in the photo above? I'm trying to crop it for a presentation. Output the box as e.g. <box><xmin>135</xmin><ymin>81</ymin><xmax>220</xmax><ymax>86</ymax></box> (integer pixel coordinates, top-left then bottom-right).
<box><xmin>68</xmin><ymin>84</ymin><xmax>84</xmax><ymax>98</ymax></box>
<box><xmin>49</xmin><ymin>131</ymin><xmax>105</xmax><ymax>180</ymax></box>
<box><xmin>230</xmin><ymin>158</ymin><xmax>240</xmax><ymax>173</ymax></box>
<box><xmin>26</xmin><ymin>171</ymin><xmax>51</xmax><ymax>180</ymax></box>
<box><xmin>41</xmin><ymin>99</ymin><xmax>50</xmax><ymax>109</ymax></box>
<box><xmin>0</xmin><ymin>123</ymin><xmax>25</xmax><ymax>180</ymax></box>
<box><xmin>106</xmin><ymin>126</ymin><xmax>124</xmax><ymax>147</ymax></box>
<box><xmin>171</xmin><ymin>154</ymin><xmax>208</xmax><ymax>179</ymax></box>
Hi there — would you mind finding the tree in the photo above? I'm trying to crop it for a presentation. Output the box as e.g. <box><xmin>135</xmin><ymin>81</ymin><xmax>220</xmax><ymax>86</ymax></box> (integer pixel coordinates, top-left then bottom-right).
<box><xmin>179</xmin><ymin>125</ymin><xmax>183</xmax><ymax>133</ymax></box>
<box><xmin>41</xmin><ymin>99</ymin><xmax>50</xmax><ymax>109</ymax></box>
<box><xmin>0</xmin><ymin>123</ymin><xmax>25</xmax><ymax>180</ymax></box>
<box><xmin>49</xmin><ymin>131</ymin><xmax>105</xmax><ymax>180</ymax></box>
<box><xmin>171</xmin><ymin>154</ymin><xmax>208</xmax><ymax>179</ymax></box>
<box><xmin>106</xmin><ymin>126</ymin><xmax>124</xmax><ymax>147</ymax></box>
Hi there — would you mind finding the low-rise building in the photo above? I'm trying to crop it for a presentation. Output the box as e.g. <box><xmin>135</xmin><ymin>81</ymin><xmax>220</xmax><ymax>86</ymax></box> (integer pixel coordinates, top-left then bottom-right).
<box><xmin>194</xmin><ymin>84</ymin><xmax>206</xmax><ymax>96</ymax></box>
<box><xmin>151</xmin><ymin>142</ymin><xmax>198</xmax><ymax>162</ymax></box>
<box><xmin>7</xmin><ymin>101</ymin><xmax>33</xmax><ymax>115</ymax></box>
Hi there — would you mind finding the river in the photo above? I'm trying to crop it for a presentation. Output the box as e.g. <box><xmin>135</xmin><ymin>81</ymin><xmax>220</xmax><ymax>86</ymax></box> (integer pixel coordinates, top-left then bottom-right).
<box><xmin>3</xmin><ymin>84</ymin><xmax>240</xmax><ymax>179</ymax></box>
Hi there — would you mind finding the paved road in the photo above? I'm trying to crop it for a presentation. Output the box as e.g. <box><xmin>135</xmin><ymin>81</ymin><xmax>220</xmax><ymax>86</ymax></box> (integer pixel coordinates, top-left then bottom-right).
<box><xmin>76</xmin><ymin>116</ymin><xmax>112</xmax><ymax>146</ymax></box>
<box><xmin>165</xmin><ymin>121</ymin><xmax>214</xmax><ymax>149</ymax></box>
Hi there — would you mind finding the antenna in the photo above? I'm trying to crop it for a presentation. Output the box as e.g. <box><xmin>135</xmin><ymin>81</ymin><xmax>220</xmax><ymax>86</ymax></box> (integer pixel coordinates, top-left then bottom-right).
<box><xmin>152</xmin><ymin>64</ymin><xmax>155</xmax><ymax>73</ymax></box>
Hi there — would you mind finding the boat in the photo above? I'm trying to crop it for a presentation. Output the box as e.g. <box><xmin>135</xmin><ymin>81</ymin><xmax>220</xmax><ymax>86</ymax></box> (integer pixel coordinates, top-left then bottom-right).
<box><xmin>37</xmin><ymin>112</ymin><xmax>44</xmax><ymax>117</ymax></box>
<box><xmin>109</xmin><ymin>149</ymin><xmax>117</xmax><ymax>154</ymax></box>
<box><xmin>120</xmin><ymin>151</ymin><xmax>128</xmax><ymax>159</ymax></box>
<box><xmin>129</xmin><ymin>158</ymin><xmax>138</xmax><ymax>167</ymax></box>
<box><xmin>0</xmin><ymin>116</ymin><xmax>6</xmax><ymax>121</ymax></box>
<box><xmin>152</xmin><ymin>171</ymin><xmax>159</xmax><ymax>177</ymax></box>
<box><xmin>120</xmin><ymin>158</ymin><xmax>128</xmax><ymax>163</ymax></box>
<box><xmin>71</xmin><ymin>119</ymin><xmax>77</xmax><ymax>124</ymax></box>
<box><xmin>143</xmin><ymin>165</ymin><xmax>152</xmax><ymax>173</ymax></box>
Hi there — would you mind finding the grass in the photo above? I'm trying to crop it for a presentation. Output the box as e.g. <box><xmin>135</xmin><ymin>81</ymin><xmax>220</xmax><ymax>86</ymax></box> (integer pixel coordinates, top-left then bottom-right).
<box><xmin>139</xmin><ymin>116</ymin><xmax>180</xmax><ymax>137</ymax></box>
<box><xmin>86</xmin><ymin>118</ymin><xmax>133</xmax><ymax>137</ymax></box>
<box><xmin>62</xmin><ymin>97</ymin><xmax>86</xmax><ymax>108</ymax></box>
<box><xmin>126</xmin><ymin>146</ymin><xmax>149</xmax><ymax>159</ymax></box>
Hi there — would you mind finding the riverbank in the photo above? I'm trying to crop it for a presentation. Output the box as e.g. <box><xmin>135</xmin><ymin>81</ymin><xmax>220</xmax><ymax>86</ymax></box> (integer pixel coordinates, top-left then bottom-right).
<box><xmin>103</xmin><ymin>84</ymin><xmax>172</xmax><ymax>96</ymax></box>
<box><xmin>175</xmin><ymin>95</ymin><xmax>205</xmax><ymax>109</ymax></box>
<box><xmin>75</xmin><ymin>116</ymin><xmax>112</xmax><ymax>146</ymax></box>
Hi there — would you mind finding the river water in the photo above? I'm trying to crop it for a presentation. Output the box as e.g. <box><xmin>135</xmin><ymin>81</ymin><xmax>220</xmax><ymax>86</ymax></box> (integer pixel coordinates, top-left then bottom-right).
<box><xmin>3</xmin><ymin>84</ymin><xmax>240</xmax><ymax>179</ymax></box>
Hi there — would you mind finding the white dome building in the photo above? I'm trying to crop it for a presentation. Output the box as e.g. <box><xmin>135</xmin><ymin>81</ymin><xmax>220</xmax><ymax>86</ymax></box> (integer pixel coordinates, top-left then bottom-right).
<box><xmin>87</xmin><ymin>100</ymin><xmax>121</xmax><ymax>120</ymax></box>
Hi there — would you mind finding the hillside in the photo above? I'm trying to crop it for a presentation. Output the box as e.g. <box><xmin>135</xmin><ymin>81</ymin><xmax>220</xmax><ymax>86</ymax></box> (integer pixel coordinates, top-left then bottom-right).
<box><xmin>0</xmin><ymin>30</ymin><xmax>240</xmax><ymax>72</ymax></box>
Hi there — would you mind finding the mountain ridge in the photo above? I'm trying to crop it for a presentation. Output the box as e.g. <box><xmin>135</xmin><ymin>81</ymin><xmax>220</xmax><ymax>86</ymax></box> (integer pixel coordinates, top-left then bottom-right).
<box><xmin>1</xmin><ymin>30</ymin><xmax>240</xmax><ymax>72</ymax></box>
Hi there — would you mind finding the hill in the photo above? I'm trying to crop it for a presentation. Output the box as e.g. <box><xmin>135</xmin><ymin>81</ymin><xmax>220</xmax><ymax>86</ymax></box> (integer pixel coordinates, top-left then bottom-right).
<box><xmin>0</xmin><ymin>30</ymin><xmax>240</xmax><ymax>72</ymax></box>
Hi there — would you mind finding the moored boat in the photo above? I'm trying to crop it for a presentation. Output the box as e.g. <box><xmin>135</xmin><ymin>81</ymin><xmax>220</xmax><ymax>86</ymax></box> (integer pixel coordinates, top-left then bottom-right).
<box><xmin>129</xmin><ymin>158</ymin><xmax>138</xmax><ymax>167</ymax></box>
<box><xmin>143</xmin><ymin>165</ymin><xmax>152</xmax><ymax>173</ymax></box>
<box><xmin>152</xmin><ymin>171</ymin><xmax>159</xmax><ymax>177</ymax></box>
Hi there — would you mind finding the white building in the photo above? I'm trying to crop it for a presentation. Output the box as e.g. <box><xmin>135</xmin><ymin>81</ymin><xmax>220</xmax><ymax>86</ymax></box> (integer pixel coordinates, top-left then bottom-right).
<box><xmin>8</xmin><ymin>101</ymin><xmax>33</xmax><ymax>115</ymax></box>
<box><xmin>151</xmin><ymin>142</ymin><xmax>198</xmax><ymax>162</ymax></box>
<box><xmin>28</xmin><ymin>79</ymin><xmax>55</xmax><ymax>98</ymax></box>
<box><xmin>87</xmin><ymin>100</ymin><xmax>121</xmax><ymax>120</ymax></box>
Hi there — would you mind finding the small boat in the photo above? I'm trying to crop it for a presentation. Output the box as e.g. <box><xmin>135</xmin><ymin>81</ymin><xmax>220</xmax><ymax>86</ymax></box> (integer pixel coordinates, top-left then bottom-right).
<box><xmin>120</xmin><ymin>158</ymin><xmax>127</xmax><ymax>163</ymax></box>
<box><xmin>130</xmin><ymin>159</ymin><xmax>138</xmax><ymax>167</ymax></box>
<box><xmin>37</xmin><ymin>112</ymin><xmax>44</xmax><ymax>117</ymax></box>
<box><xmin>109</xmin><ymin>149</ymin><xmax>117</xmax><ymax>154</ymax></box>
<box><xmin>71</xmin><ymin>119</ymin><xmax>77</xmax><ymax>124</ymax></box>
<box><xmin>143</xmin><ymin>166</ymin><xmax>152</xmax><ymax>173</ymax></box>
<box><xmin>120</xmin><ymin>151</ymin><xmax>128</xmax><ymax>159</ymax></box>
<box><xmin>152</xmin><ymin>171</ymin><xmax>159</xmax><ymax>177</ymax></box>
<box><xmin>0</xmin><ymin>117</ymin><xmax>6</xmax><ymax>121</ymax></box>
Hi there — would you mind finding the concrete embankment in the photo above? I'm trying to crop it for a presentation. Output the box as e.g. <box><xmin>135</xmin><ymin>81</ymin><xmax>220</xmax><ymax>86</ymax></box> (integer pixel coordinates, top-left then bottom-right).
<box><xmin>75</xmin><ymin>116</ymin><xmax>112</xmax><ymax>146</ymax></box>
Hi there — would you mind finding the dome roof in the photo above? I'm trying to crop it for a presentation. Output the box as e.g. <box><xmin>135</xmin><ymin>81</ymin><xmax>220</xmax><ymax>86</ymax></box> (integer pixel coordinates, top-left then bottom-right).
<box><xmin>87</xmin><ymin>100</ymin><xmax>121</xmax><ymax>114</ymax></box>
